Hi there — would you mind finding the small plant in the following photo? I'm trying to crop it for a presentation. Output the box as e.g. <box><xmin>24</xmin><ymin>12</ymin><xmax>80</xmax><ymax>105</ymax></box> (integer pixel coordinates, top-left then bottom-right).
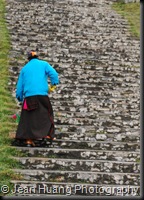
<box><xmin>12</xmin><ymin>113</ymin><xmax>20</xmax><ymax>123</ymax></box>
<box><xmin>136</xmin><ymin>158</ymin><xmax>140</xmax><ymax>163</ymax></box>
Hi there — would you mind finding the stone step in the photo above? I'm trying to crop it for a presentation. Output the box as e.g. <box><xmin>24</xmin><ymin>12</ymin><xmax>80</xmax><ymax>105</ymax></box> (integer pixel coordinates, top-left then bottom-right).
<box><xmin>10</xmin><ymin>137</ymin><xmax>140</xmax><ymax>151</ymax></box>
<box><xmin>7</xmin><ymin>84</ymin><xmax>139</xmax><ymax>93</ymax></box>
<box><xmin>50</xmin><ymin>95</ymin><xmax>139</xmax><ymax>102</ymax></box>
<box><xmin>9</xmin><ymin>110</ymin><xmax>139</xmax><ymax>124</ymax></box>
<box><xmin>10</xmin><ymin>180</ymin><xmax>140</xmax><ymax>196</ymax></box>
<box><xmin>15</xmin><ymin>147</ymin><xmax>140</xmax><ymax>162</ymax></box>
<box><xmin>7</xmin><ymin>89</ymin><xmax>140</xmax><ymax>105</ymax></box>
<box><xmin>7</xmin><ymin>77</ymin><xmax>140</xmax><ymax>89</ymax></box>
<box><xmin>8</xmin><ymin>66</ymin><xmax>140</xmax><ymax>77</ymax></box>
<box><xmin>53</xmin><ymin>90</ymin><xmax>139</xmax><ymax>97</ymax></box>
<box><xmin>7</xmin><ymin>74</ymin><xmax>140</xmax><ymax>87</ymax></box>
<box><xmin>8</xmin><ymin>51</ymin><xmax>139</xmax><ymax>67</ymax></box>
<box><xmin>14</xmin><ymin>157</ymin><xmax>140</xmax><ymax>173</ymax></box>
<box><xmin>9</xmin><ymin>128</ymin><xmax>140</xmax><ymax>144</ymax></box>
<box><xmin>55</xmin><ymin>115</ymin><xmax>139</xmax><ymax>124</ymax></box>
<box><xmin>56</xmin><ymin>136</ymin><xmax>140</xmax><ymax>145</ymax></box>
<box><xmin>8</xmin><ymin>68</ymin><xmax>140</xmax><ymax>78</ymax></box>
<box><xmin>53</xmin><ymin>103</ymin><xmax>139</xmax><ymax>110</ymax></box>
<box><xmin>8</xmin><ymin>81</ymin><xmax>140</xmax><ymax>92</ymax></box>
<box><xmin>11</xmin><ymin>97</ymin><xmax>140</xmax><ymax>111</ymax></box>
<box><xmin>53</xmin><ymin>127</ymin><xmax>140</xmax><ymax>142</ymax></box>
<box><xmin>56</xmin><ymin>84</ymin><xmax>140</xmax><ymax>91</ymax></box>
<box><xmin>8</xmin><ymin>64</ymin><xmax>140</xmax><ymax>75</ymax></box>
<box><xmin>50</xmin><ymin>139</ymin><xmax>140</xmax><ymax>151</ymax></box>
<box><xmin>54</xmin><ymin>109</ymin><xmax>139</xmax><ymax>117</ymax></box>
<box><xmin>13</xmin><ymin>169</ymin><xmax>140</xmax><ymax>186</ymax></box>
<box><xmin>53</xmin><ymin>109</ymin><xmax>139</xmax><ymax>119</ymax></box>
<box><xmin>54</xmin><ymin>116</ymin><xmax>139</xmax><ymax>126</ymax></box>
<box><xmin>15</xmin><ymin>103</ymin><xmax>140</xmax><ymax>115</ymax></box>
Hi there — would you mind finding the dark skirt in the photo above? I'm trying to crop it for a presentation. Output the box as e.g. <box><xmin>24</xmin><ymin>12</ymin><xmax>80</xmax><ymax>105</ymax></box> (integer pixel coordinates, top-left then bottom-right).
<box><xmin>15</xmin><ymin>95</ymin><xmax>55</xmax><ymax>140</ymax></box>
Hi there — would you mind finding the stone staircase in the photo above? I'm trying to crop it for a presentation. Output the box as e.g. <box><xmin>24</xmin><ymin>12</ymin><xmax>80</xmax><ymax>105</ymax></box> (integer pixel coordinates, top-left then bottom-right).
<box><xmin>5</xmin><ymin>0</ymin><xmax>140</xmax><ymax>197</ymax></box>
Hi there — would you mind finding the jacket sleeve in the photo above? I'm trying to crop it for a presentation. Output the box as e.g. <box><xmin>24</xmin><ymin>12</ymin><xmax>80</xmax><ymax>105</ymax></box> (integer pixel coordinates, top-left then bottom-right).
<box><xmin>45</xmin><ymin>62</ymin><xmax>59</xmax><ymax>85</ymax></box>
<box><xmin>16</xmin><ymin>70</ymin><xmax>24</xmax><ymax>101</ymax></box>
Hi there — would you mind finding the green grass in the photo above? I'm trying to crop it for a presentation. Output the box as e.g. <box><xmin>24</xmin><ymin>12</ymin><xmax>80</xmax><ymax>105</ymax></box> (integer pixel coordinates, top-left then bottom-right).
<box><xmin>112</xmin><ymin>2</ymin><xmax>140</xmax><ymax>38</ymax></box>
<box><xmin>0</xmin><ymin>0</ymin><xmax>23</xmax><ymax>196</ymax></box>
<box><xmin>0</xmin><ymin>0</ymin><xmax>140</xmax><ymax>196</ymax></box>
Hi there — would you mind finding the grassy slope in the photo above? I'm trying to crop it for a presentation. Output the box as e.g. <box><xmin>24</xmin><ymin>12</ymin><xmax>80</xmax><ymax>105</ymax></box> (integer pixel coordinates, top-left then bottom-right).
<box><xmin>112</xmin><ymin>2</ymin><xmax>140</xmax><ymax>38</ymax></box>
<box><xmin>0</xmin><ymin>0</ymin><xmax>23</xmax><ymax>196</ymax></box>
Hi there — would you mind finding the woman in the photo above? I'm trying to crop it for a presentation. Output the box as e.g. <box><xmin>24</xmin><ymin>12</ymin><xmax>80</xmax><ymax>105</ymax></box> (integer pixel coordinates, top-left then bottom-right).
<box><xmin>14</xmin><ymin>50</ymin><xmax>59</xmax><ymax>147</ymax></box>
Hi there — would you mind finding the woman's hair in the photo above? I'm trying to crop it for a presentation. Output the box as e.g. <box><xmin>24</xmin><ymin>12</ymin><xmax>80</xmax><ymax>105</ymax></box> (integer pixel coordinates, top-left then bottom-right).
<box><xmin>27</xmin><ymin>50</ymin><xmax>38</xmax><ymax>60</ymax></box>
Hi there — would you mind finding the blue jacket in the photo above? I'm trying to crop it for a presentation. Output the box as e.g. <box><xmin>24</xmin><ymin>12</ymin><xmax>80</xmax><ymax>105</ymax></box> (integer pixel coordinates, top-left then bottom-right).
<box><xmin>16</xmin><ymin>58</ymin><xmax>59</xmax><ymax>101</ymax></box>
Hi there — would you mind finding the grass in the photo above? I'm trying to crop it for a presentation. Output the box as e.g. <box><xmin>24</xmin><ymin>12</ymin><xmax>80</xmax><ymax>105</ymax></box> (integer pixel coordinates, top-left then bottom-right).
<box><xmin>0</xmin><ymin>0</ymin><xmax>140</xmax><ymax>197</ymax></box>
<box><xmin>112</xmin><ymin>2</ymin><xmax>140</xmax><ymax>38</ymax></box>
<box><xmin>0</xmin><ymin>0</ymin><xmax>23</xmax><ymax>196</ymax></box>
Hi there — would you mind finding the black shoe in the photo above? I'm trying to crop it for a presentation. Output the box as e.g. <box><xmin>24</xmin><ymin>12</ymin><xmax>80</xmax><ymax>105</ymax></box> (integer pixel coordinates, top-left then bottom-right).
<box><xmin>11</xmin><ymin>139</ymin><xmax>20</xmax><ymax>146</ymax></box>
<box><xmin>11</xmin><ymin>139</ymin><xmax>25</xmax><ymax>146</ymax></box>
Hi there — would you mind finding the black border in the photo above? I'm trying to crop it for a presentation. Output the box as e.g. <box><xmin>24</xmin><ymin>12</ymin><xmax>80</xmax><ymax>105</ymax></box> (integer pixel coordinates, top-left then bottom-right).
<box><xmin>140</xmin><ymin>0</ymin><xmax>144</xmax><ymax>199</ymax></box>
<box><xmin>1</xmin><ymin>0</ymin><xmax>143</xmax><ymax>200</ymax></box>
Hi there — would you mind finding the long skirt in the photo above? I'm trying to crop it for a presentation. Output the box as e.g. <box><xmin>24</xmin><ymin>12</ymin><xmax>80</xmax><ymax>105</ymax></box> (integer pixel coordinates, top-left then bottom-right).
<box><xmin>15</xmin><ymin>95</ymin><xmax>55</xmax><ymax>140</ymax></box>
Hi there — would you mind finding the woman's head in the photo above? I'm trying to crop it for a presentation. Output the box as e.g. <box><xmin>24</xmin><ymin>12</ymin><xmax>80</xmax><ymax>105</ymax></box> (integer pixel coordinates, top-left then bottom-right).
<box><xmin>27</xmin><ymin>50</ymin><xmax>38</xmax><ymax>60</ymax></box>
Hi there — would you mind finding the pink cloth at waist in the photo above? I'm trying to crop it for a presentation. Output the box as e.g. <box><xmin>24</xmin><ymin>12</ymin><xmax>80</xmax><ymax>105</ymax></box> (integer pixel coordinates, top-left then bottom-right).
<box><xmin>23</xmin><ymin>100</ymin><xmax>28</xmax><ymax>110</ymax></box>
